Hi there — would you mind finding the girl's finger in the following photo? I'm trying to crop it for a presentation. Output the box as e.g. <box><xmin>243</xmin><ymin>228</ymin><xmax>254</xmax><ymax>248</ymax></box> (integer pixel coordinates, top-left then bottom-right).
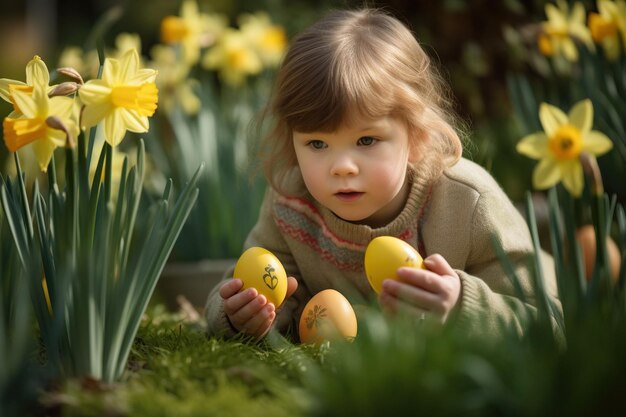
<box><xmin>242</xmin><ymin>304</ymin><xmax>276</xmax><ymax>336</ymax></box>
<box><xmin>396</xmin><ymin>268</ymin><xmax>441</xmax><ymax>293</ymax></box>
<box><xmin>223</xmin><ymin>287</ymin><xmax>258</xmax><ymax>314</ymax></box>
<box><xmin>228</xmin><ymin>294</ymin><xmax>268</xmax><ymax>324</ymax></box>
<box><xmin>423</xmin><ymin>253</ymin><xmax>456</xmax><ymax>277</ymax></box>
<box><xmin>381</xmin><ymin>279</ymin><xmax>442</xmax><ymax>312</ymax></box>
<box><xmin>219</xmin><ymin>278</ymin><xmax>244</xmax><ymax>299</ymax></box>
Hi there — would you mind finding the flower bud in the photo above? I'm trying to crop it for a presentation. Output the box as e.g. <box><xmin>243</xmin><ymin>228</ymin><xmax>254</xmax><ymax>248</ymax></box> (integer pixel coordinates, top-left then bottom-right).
<box><xmin>48</xmin><ymin>82</ymin><xmax>80</xmax><ymax>97</ymax></box>
<box><xmin>56</xmin><ymin>67</ymin><xmax>84</xmax><ymax>84</ymax></box>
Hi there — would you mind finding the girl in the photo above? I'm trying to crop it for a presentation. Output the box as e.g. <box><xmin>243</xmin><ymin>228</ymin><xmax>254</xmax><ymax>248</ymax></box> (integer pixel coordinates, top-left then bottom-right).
<box><xmin>205</xmin><ymin>8</ymin><xmax>560</xmax><ymax>341</ymax></box>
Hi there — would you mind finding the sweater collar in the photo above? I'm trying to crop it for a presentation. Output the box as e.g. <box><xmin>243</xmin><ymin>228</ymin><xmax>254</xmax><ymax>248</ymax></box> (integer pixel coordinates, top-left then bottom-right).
<box><xmin>313</xmin><ymin>167</ymin><xmax>433</xmax><ymax>244</ymax></box>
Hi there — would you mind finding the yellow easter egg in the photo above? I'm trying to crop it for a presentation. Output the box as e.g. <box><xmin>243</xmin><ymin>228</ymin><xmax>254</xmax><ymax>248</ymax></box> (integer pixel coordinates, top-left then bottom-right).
<box><xmin>233</xmin><ymin>247</ymin><xmax>288</xmax><ymax>307</ymax></box>
<box><xmin>299</xmin><ymin>289</ymin><xmax>357</xmax><ymax>344</ymax></box>
<box><xmin>364</xmin><ymin>236</ymin><xmax>425</xmax><ymax>293</ymax></box>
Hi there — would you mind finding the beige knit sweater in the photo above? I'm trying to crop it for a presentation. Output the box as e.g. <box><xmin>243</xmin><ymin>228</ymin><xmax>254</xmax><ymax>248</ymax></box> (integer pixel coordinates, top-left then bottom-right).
<box><xmin>205</xmin><ymin>157</ymin><xmax>560</xmax><ymax>340</ymax></box>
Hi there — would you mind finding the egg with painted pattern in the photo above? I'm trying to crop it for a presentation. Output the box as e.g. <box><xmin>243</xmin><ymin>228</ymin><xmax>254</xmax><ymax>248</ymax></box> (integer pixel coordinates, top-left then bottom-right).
<box><xmin>364</xmin><ymin>236</ymin><xmax>425</xmax><ymax>293</ymax></box>
<box><xmin>233</xmin><ymin>247</ymin><xmax>287</xmax><ymax>307</ymax></box>
<box><xmin>299</xmin><ymin>289</ymin><xmax>358</xmax><ymax>344</ymax></box>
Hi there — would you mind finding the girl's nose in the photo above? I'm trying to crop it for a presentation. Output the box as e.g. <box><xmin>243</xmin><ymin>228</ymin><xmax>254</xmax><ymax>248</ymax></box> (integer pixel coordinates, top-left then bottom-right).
<box><xmin>330</xmin><ymin>153</ymin><xmax>359</xmax><ymax>176</ymax></box>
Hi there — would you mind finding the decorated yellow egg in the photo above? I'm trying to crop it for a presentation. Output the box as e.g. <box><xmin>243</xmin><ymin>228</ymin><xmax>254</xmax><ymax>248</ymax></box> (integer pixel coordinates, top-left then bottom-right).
<box><xmin>364</xmin><ymin>236</ymin><xmax>425</xmax><ymax>293</ymax></box>
<box><xmin>233</xmin><ymin>247</ymin><xmax>287</xmax><ymax>307</ymax></box>
<box><xmin>299</xmin><ymin>289</ymin><xmax>357</xmax><ymax>344</ymax></box>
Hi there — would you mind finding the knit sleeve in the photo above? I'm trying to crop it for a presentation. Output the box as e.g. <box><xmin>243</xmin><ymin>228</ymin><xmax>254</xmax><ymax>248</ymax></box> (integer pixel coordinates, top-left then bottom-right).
<box><xmin>204</xmin><ymin>262</ymin><xmax>238</xmax><ymax>339</ymax></box>
<box><xmin>452</xmin><ymin>188</ymin><xmax>562</xmax><ymax>338</ymax></box>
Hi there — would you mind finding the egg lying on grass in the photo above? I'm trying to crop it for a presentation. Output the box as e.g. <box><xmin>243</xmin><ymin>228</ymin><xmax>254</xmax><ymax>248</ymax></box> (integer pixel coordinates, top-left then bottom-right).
<box><xmin>364</xmin><ymin>236</ymin><xmax>425</xmax><ymax>293</ymax></box>
<box><xmin>299</xmin><ymin>289</ymin><xmax>357</xmax><ymax>344</ymax></box>
<box><xmin>575</xmin><ymin>225</ymin><xmax>621</xmax><ymax>284</ymax></box>
<box><xmin>233</xmin><ymin>247</ymin><xmax>287</xmax><ymax>307</ymax></box>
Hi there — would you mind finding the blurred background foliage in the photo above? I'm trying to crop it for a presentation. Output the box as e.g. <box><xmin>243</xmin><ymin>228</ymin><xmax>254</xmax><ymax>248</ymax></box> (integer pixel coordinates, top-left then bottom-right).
<box><xmin>1</xmin><ymin>0</ymin><xmax>623</xmax><ymax>261</ymax></box>
<box><xmin>0</xmin><ymin>0</ymin><xmax>538</xmax><ymax>191</ymax></box>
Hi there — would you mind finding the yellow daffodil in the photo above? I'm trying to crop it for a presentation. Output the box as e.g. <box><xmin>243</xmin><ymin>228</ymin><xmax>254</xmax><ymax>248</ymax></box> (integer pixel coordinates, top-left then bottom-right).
<box><xmin>202</xmin><ymin>29</ymin><xmax>262</xmax><ymax>87</ymax></box>
<box><xmin>149</xmin><ymin>45</ymin><xmax>200</xmax><ymax>115</ymax></box>
<box><xmin>160</xmin><ymin>0</ymin><xmax>228</xmax><ymax>65</ymax></box>
<box><xmin>78</xmin><ymin>48</ymin><xmax>158</xmax><ymax>147</ymax></box>
<box><xmin>239</xmin><ymin>12</ymin><xmax>287</xmax><ymax>67</ymax></box>
<box><xmin>539</xmin><ymin>0</ymin><xmax>595</xmax><ymax>61</ymax></box>
<box><xmin>2</xmin><ymin>85</ymin><xmax>79</xmax><ymax>171</ymax></box>
<box><xmin>516</xmin><ymin>99</ymin><xmax>613</xmax><ymax>197</ymax></box>
<box><xmin>588</xmin><ymin>0</ymin><xmax>626</xmax><ymax>59</ymax></box>
<box><xmin>0</xmin><ymin>56</ymin><xmax>52</xmax><ymax>117</ymax></box>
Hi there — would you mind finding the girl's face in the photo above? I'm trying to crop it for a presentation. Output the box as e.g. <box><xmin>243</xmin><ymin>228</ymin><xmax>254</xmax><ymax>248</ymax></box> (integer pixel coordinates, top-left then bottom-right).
<box><xmin>293</xmin><ymin>115</ymin><xmax>412</xmax><ymax>228</ymax></box>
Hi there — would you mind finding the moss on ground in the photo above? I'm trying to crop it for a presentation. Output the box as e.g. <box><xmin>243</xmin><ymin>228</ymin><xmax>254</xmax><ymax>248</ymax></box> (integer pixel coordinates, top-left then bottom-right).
<box><xmin>49</xmin><ymin>305</ymin><xmax>317</xmax><ymax>416</ymax></box>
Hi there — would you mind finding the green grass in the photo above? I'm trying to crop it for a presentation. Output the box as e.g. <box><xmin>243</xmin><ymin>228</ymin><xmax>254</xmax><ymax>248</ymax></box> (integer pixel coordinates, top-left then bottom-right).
<box><xmin>22</xmin><ymin>292</ymin><xmax>626</xmax><ymax>417</ymax></box>
<box><xmin>48</xmin><ymin>305</ymin><xmax>316</xmax><ymax>416</ymax></box>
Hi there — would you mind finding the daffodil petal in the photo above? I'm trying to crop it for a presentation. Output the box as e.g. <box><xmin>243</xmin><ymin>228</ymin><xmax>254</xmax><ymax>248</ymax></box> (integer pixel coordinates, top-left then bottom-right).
<box><xmin>532</xmin><ymin>158</ymin><xmax>562</xmax><ymax>190</ymax></box>
<box><xmin>0</xmin><ymin>78</ymin><xmax>24</xmax><ymax>102</ymax></box>
<box><xmin>560</xmin><ymin>160</ymin><xmax>583</xmax><ymax>197</ymax></box>
<box><xmin>49</xmin><ymin>96</ymin><xmax>76</xmax><ymax>119</ymax></box>
<box><xmin>102</xmin><ymin>58</ymin><xmax>120</xmax><ymax>86</ymax></box>
<box><xmin>539</xmin><ymin>103</ymin><xmax>568</xmax><ymax>136</ymax></box>
<box><xmin>104</xmin><ymin>109</ymin><xmax>127</xmax><ymax>147</ymax></box>
<box><xmin>59</xmin><ymin>119</ymin><xmax>80</xmax><ymax>144</ymax></box>
<box><xmin>569</xmin><ymin>99</ymin><xmax>592</xmax><ymax>133</ymax></box>
<box><xmin>183</xmin><ymin>37</ymin><xmax>201</xmax><ymax>65</ymax></box>
<box><xmin>596</xmin><ymin>1</ymin><xmax>607</xmax><ymax>15</ymax></box>
<box><xmin>78</xmin><ymin>80</ymin><xmax>112</xmax><ymax>105</ymax></box>
<box><xmin>118</xmin><ymin>49</ymin><xmax>140</xmax><ymax>83</ymax></box>
<box><xmin>181</xmin><ymin>0</ymin><xmax>199</xmax><ymax>19</ymax></box>
<box><xmin>562</xmin><ymin>39</ymin><xmax>579</xmax><ymax>61</ymax></box>
<box><xmin>11</xmin><ymin>90</ymin><xmax>38</xmax><ymax>118</ymax></box>
<box><xmin>545</xmin><ymin>4</ymin><xmax>566</xmax><ymax>26</ymax></box>
<box><xmin>516</xmin><ymin>132</ymin><xmax>549</xmax><ymax>159</ymax></box>
<box><xmin>202</xmin><ymin>49</ymin><xmax>219</xmax><ymax>69</ymax></box>
<box><xmin>570</xmin><ymin>25</ymin><xmax>595</xmax><ymax>49</ymax></box>
<box><xmin>128</xmin><ymin>68</ymin><xmax>158</xmax><ymax>84</ymax></box>
<box><xmin>119</xmin><ymin>108</ymin><xmax>149</xmax><ymax>133</ymax></box>
<box><xmin>47</xmin><ymin>126</ymin><xmax>69</xmax><ymax>147</ymax></box>
<box><xmin>81</xmin><ymin>101</ymin><xmax>113</xmax><ymax>129</ymax></box>
<box><xmin>570</xmin><ymin>3</ymin><xmax>586</xmax><ymax>26</ymax></box>
<box><xmin>583</xmin><ymin>131</ymin><xmax>614</xmax><ymax>156</ymax></box>
<box><xmin>25</xmin><ymin>56</ymin><xmax>50</xmax><ymax>89</ymax></box>
<box><xmin>32</xmin><ymin>136</ymin><xmax>56</xmax><ymax>172</ymax></box>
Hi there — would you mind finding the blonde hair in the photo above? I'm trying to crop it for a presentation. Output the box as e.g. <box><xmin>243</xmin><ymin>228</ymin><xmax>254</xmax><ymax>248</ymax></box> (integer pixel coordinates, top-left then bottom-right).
<box><xmin>257</xmin><ymin>8</ymin><xmax>463</xmax><ymax>194</ymax></box>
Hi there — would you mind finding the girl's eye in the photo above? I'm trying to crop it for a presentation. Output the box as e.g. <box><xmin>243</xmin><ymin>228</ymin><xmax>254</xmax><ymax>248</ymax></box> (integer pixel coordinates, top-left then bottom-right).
<box><xmin>357</xmin><ymin>136</ymin><xmax>377</xmax><ymax>146</ymax></box>
<box><xmin>307</xmin><ymin>140</ymin><xmax>327</xmax><ymax>149</ymax></box>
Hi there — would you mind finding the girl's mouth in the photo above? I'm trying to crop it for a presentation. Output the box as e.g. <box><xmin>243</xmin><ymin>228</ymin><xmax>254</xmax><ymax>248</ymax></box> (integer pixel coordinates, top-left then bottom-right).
<box><xmin>335</xmin><ymin>191</ymin><xmax>364</xmax><ymax>202</ymax></box>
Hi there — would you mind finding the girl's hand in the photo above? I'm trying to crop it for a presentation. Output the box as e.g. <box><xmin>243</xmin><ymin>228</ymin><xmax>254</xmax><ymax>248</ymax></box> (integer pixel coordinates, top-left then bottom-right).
<box><xmin>220</xmin><ymin>276</ymin><xmax>298</xmax><ymax>339</ymax></box>
<box><xmin>378</xmin><ymin>254</ymin><xmax>460</xmax><ymax>323</ymax></box>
